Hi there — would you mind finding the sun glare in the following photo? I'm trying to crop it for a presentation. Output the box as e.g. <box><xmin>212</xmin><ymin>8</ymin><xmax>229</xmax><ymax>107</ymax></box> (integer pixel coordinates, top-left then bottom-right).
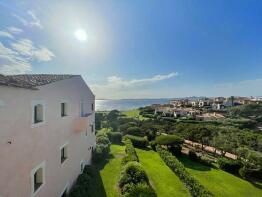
<box><xmin>74</xmin><ymin>29</ymin><xmax>87</xmax><ymax>42</ymax></box>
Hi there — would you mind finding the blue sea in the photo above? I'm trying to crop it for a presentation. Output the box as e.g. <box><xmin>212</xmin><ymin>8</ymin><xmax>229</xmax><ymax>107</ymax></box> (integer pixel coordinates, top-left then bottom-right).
<box><xmin>95</xmin><ymin>99</ymin><xmax>171</xmax><ymax>111</ymax></box>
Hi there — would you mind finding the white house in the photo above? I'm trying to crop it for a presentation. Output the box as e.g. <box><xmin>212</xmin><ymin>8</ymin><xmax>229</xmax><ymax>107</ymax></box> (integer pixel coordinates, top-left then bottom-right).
<box><xmin>0</xmin><ymin>74</ymin><xmax>95</xmax><ymax>197</ymax></box>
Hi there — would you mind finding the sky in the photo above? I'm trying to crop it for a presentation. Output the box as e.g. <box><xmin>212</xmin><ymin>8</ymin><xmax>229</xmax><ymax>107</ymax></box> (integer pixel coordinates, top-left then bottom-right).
<box><xmin>0</xmin><ymin>0</ymin><xmax>262</xmax><ymax>99</ymax></box>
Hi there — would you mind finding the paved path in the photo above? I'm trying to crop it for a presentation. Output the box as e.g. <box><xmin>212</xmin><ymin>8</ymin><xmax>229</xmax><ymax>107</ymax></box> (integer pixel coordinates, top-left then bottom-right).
<box><xmin>184</xmin><ymin>140</ymin><xmax>237</xmax><ymax>160</ymax></box>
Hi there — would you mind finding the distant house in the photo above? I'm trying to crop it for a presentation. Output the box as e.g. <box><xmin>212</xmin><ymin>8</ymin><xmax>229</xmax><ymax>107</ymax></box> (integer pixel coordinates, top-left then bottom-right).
<box><xmin>0</xmin><ymin>74</ymin><xmax>95</xmax><ymax>197</ymax></box>
<box><xmin>196</xmin><ymin>112</ymin><xmax>224</xmax><ymax>121</ymax></box>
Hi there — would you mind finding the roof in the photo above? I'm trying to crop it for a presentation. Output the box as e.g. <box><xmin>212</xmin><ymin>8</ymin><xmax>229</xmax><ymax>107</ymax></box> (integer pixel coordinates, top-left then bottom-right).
<box><xmin>0</xmin><ymin>74</ymin><xmax>79</xmax><ymax>90</ymax></box>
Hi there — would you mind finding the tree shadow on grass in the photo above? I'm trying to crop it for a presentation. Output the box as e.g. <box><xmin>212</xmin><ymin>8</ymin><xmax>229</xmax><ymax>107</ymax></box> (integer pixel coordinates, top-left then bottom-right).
<box><xmin>91</xmin><ymin>154</ymin><xmax>116</xmax><ymax>197</ymax></box>
<box><xmin>177</xmin><ymin>155</ymin><xmax>212</xmax><ymax>171</ymax></box>
<box><xmin>250</xmin><ymin>180</ymin><xmax>262</xmax><ymax>190</ymax></box>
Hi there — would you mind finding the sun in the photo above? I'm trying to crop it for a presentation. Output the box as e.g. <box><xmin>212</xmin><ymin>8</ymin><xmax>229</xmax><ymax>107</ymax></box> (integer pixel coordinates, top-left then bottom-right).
<box><xmin>74</xmin><ymin>29</ymin><xmax>87</xmax><ymax>42</ymax></box>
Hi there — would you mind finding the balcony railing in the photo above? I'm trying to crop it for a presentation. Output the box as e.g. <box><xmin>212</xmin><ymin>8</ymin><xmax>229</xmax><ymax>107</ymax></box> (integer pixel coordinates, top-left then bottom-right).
<box><xmin>74</xmin><ymin>113</ymin><xmax>91</xmax><ymax>132</ymax></box>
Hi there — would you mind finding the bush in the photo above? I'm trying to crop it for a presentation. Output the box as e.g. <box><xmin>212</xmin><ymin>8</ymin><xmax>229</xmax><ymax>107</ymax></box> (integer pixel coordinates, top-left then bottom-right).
<box><xmin>126</xmin><ymin>126</ymin><xmax>144</xmax><ymax>136</ymax></box>
<box><xmin>119</xmin><ymin>161</ymin><xmax>149</xmax><ymax>189</ymax></box>
<box><xmin>107</xmin><ymin>132</ymin><xmax>122</xmax><ymax>144</ymax></box>
<box><xmin>93</xmin><ymin>133</ymin><xmax>111</xmax><ymax>162</ymax></box>
<box><xmin>156</xmin><ymin>146</ymin><xmax>213</xmax><ymax>197</ymax></box>
<box><xmin>149</xmin><ymin>141</ymin><xmax>157</xmax><ymax>151</ymax></box>
<box><xmin>125</xmin><ymin>135</ymin><xmax>148</xmax><ymax>148</ymax></box>
<box><xmin>70</xmin><ymin>165</ymin><xmax>95</xmax><ymax>197</ymax></box>
<box><xmin>92</xmin><ymin>144</ymin><xmax>110</xmax><ymax>162</ymax></box>
<box><xmin>188</xmin><ymin>150</ymin><xmax>199</xmax><ymax>161</ymax></box>
<box><xmin>122</xmin><ymin>139</ymin><xmax>139</xmax><ymax>165</ymax></box>
<box><xmin>96</xmin><ymin>135</ymin><xmax>110</xmax><ymax>145</ymax></box>
<box><xmin>124</xmin><ymin>183</ymin><xmax>157</xmax><ymax>197</ymax></box>
<box><xmin>155</xmin><ymin>134</ymin><xmax>183</xmax><ymax>146</ymax></box>
<box><xmin>217</xmin><ymin>157</ymin><xmax>242</xmax><ymax>174</ymax></box>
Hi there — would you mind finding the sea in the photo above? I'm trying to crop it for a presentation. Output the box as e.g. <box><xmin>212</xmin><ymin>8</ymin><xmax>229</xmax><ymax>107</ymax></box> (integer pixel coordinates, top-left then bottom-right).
<box><xmin>95</xmin><ymin>99</ymin><xmax>171</xmax><ymax>111</ymax></box>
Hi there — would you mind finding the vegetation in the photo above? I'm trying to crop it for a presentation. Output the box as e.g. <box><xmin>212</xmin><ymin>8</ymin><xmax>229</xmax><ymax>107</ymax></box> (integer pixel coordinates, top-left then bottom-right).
<box><xmin>107</xmin><ymin>131</ymin><xmax>122</xmax><ymax>144</ymax></box>
<box><xmin>93</xmin><ymin>107</ymin><xmax>262</xmax><ymax>196</ymax></box>
<box><xmin>70</xmin><ymin>166</ymin><xmax>96</xmax><ymax>197</ymax></box>
<box><xmin>119</xmin><ymin>139</ymin><xmax>156</xmax><ymax>197</ymax></box>
<box><xmin>157</xmin><ymin>146</ymin><xmax>213</xmax><ymax>197</ymax></box>
<box><xmin>122</xmin><ymin>139</ymin><xmax>139</xmax><ymax>164</ymax></box>
<box><xmin>124</xmin><ymin>134</ymin><xmax>148</xmax><ymax>148</ymax></box>
<box><xmin>179</xmin><ymin>155</ymin><xmax>262</xmax><ymax>197</ymax></box>
<box><xmin>93</xmin><ymin>131</ymin><xmax>111</xmax><ymax>162</ymax></box>
<box><xmin>136</xmin><ymin>148</ymin><xmax>190</xmax><ymax>197</ymax></box>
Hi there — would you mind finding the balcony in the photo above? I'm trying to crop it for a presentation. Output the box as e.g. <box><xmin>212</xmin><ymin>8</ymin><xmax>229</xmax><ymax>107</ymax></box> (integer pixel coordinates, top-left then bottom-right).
<box><xmin>74</xmin><ymin>113</ymin><xmax>92</xmax><ymax>132</ymax></box>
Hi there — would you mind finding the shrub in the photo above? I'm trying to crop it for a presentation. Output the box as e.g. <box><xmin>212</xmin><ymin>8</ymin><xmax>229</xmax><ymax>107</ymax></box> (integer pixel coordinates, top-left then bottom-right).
<box><xmin>149</xmin><ymin>141</ymin><xmax>157</xmax><ymax>151</ymax></box>
<box><xmin>119</xmin><ymin>161</ymin><xmax>149</xmax><ymax>188</ymax></box>
<box><xmin>126</xmin><ymin>126</ymin><xmax>144</xmax><ymax>136</ymax></box>
<box><xmin>156</xmin><ymin>146</ymin><xmax>213</xmax><ymax>197</ymax></box>
<box><xmin>107</xmin><ymin>132</ymin><xmax>122</xmax><ymax>144</ymax></box>
<box><xmin>92</xmin><ymin>144</ymin><xmax>110</xmax><ymax>162</ymax></box>
<box><xmin>125</xmin><ymin>135</ymin><xmax>148</xmax><ymax>148</ymax></box>
<box><xmin>124</xmin><ymin>183</ymin><xmax>157</xmax><ymax>197</ymax></box>
<box><xmin>217</xmin><ymin>157</ymin><xmax>242</xmax><ymax>174</ymax></box>
<box><xmin>122</xmin><ymin>139</ymin><xmax>139</xmax><ymax>165</ymax></box>
<box><xmin>188</xmin><ymin>150</ymin><xmax>199</xmax><ymax>161</ymax></box>
<box><xmin>96</xmin><ymin>135</ymin><xmax>110</xmax><ymax>145</ymax></box>
<box><xmin>70</xmin><ymin>165</ymin><xmax>95</xmax><ymax>197</ymax></box>
<box><xmin>155</xmin><ymin>134</ymin><xmax>183</xmax><ymax>146</ymax></box>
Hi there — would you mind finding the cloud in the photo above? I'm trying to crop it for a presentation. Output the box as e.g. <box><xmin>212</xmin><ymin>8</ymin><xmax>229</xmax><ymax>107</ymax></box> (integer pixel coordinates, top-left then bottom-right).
<box><xmin>7</xmin><ymin>26</ymin><xmax>23</xmax><ymax>34</ymax></box>
<box><xmin>0</xmin><ymin>31</ymin><xmax>14</xmax><ymax>39</ymax></box>
<box><xmin>90</xmin><ymin>72</ymin><xmax>178</xmax><ymax>98</ymax></box>
<box><xmin>0</xmin><ymin>42</ymin><xmax>31</xmax><ymax>74</ymax></box>
<box><xmin>12</xmin><ymin>10</ymin><xmax>43</xmax><ymax>29</ymax></box>
<box><xmin>11</xmin><ymin>38</ymin><xmax>55</xmax><ymax>61</ymax></box>
<box><xmin>0</xmin><ymin>39</ymin><xmax>55</xmax><ymax>74</ymax></box>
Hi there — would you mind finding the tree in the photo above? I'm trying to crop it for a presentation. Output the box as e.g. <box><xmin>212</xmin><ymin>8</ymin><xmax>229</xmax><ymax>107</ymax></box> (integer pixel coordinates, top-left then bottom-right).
<box><xmin>107</xmin><ymin>110</ymin><xmax>120</xmax><ymax>122</ymax></box>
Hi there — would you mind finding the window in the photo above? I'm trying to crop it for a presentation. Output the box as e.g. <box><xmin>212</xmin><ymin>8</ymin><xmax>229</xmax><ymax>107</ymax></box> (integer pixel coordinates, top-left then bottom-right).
<box><xmin>31</xmin><ymin>100</ymin><xmax>45</xmax><ymax>126</ymax></box>
<box><xmin>31</xmin><ymin>161</ymin><xmax>45</xmax><ymax>195</ymax></box>
<box><xmin>61</xmin><ymin>103</ymin><xmax>68</xmax><ymax>117</ymax></box>
<box><xmin>91</xmin><ymin>124</ymin><xmax>94</xmax><ymax>133</ymax></box>
<box><xmin>91</xmin><ymin>103</ymin><xmax>94</xmax><ymax>111</ymax></box>
<box><xmin>80</xmin><ymin>160</ymin><xmax>85</xmax><ymax>173</ymax></box>
<box><xmin>60</xmin><ymin>144</ymin><xmax>68</xmax><ymax>164</ymax></box>
<box><xmin>34</xmin><ymin>104</ymin><xmax>43</xmax><ymax>123</ymax></box>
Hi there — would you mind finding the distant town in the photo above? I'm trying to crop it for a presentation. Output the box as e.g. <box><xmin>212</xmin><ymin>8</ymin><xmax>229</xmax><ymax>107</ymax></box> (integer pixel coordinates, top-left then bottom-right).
<box><xmin>154</xmin><ymin>96</ymin><xmax>262</xmax><ymax>121</ymax></box>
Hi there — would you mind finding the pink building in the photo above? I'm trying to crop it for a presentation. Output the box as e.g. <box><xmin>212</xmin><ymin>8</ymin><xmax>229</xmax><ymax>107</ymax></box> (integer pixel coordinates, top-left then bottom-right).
<box><xmin>0</xmin><ymin>74</ymin><xmax>96</xmax><ymax>197</ymax></box>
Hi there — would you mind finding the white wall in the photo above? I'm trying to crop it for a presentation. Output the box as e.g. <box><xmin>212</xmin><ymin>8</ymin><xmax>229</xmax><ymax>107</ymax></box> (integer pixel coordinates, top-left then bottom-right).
<box><xmin>0</xmin><ymin>76</ymin><xmax>95</xmax><ymax>197</ymax></box>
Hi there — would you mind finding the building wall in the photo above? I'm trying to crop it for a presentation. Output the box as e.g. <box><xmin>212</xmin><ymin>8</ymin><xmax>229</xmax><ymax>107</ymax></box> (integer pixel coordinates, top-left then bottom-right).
<box><xmin>0</xmin><ymin>76</ymin><xmax>95</xmax><ymax>197</ymax></box>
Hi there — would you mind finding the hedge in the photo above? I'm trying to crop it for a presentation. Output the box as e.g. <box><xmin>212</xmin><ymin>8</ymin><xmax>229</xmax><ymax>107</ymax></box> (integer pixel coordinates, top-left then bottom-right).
<box><xmin>107</xmin><ymin>132</ymin><xmax>122</xmax><ymax>144</ymax></box>
<box><xmin>70</xmin><ymin>165</ymin><xmax>95</xmax><ymax>197</ymax></box>
<box><xmin>125</xmin><ymin>134</ymin><xmax>148</xmax><ymax>148</ymax></box>
<box><xmin>122</xmin><ymin>139</ymin><xmax>139</xmax><ymax>164</ymax></box>
<box><xmin>119</xmin><ymin>140</ymin><xmax>156</xmax><ymax>196</ymax></box>
<box><xmin>217</xmin><ymin>157</ymin><xmax>242</xmax><ymax>174</ymax></box>
<box><xmin>156</xmin><ymin>146</ymin><xmax>213</xmax><ymax>197</ymax></box>
<box><xmin>155</xmin><ymin>134</ymin><xmax>183</xmax><ymax>146</ymax></box>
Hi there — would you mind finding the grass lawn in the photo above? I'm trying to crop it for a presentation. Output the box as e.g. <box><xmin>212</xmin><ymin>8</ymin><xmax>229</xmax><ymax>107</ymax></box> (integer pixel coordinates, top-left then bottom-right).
<box><xmin>93</xmin><ymin>144</ymin><xmax>125</xmax><ymax>197</ymax></box>
<box><xmin>178</xmin><ymin>156</ymin><xmax>262</xmax><ymax>197</ymax></box>
<box><xmin>121</xmin><ymin>109</ymin><xmax>147</xmax><ymax>120</ymax></box>
<box><xmin>136</xmin><ymin>148</ymin><xmax>190</xmax><ymax>197</ymax></box>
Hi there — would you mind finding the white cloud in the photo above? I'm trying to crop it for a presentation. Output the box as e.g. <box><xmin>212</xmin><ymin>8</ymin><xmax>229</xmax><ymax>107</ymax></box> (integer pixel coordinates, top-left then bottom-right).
<box><xmin>0</xmin><ymin>39</ymin><xmax>55</xmax><ymax>74</ymax></box>
<box><xmin>7</xmin><ymin>26</ymin><xmax>23</xmax><ymax>34</ymax></box>
<box><xmin>11</xmin><ymin>38</ymin><xmax>55</xmax><ymax>62</ymax></box>
<box><xmin>0</xmin><ymin>42</ymin><xmax>31</xmax><ymax>74</ymax></box>
<box><xmin>12</xmin><ymin>10</ymin><xmax>43</xmax><ymax>29</ymax></box>
<box><xmin>0</xmin><ymin>31</ymin><xmax>14</xmax><ymax>39</ymax></box>
<box><xmin>90</xmin><ymin>72</ymin><xmax>178</xmax><ymax>99</ymax></box>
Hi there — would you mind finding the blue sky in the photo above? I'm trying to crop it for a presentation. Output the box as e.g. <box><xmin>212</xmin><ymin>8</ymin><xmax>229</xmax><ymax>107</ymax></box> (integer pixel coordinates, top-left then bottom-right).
<box><xmin>0</xmin><ymin>0</ymin><xmax>262</xmax><ymax>99</ymax></box>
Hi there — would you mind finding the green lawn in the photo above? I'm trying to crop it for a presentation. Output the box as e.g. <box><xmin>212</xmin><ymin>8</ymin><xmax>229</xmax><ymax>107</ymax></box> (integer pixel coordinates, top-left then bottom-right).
<box><xmin>136</xmin><ymin>148</ymin><xmax>190</xmax><ymax>197</ymax></box>
<box><xmin>178</xmin><ymin>156</ymin><xmax>262</xmax><ymax>197</ymax></box>
<box><xmin>93</xmin><ymin>144</ymin><xmax>125</xmax><ymax>197</ymax></box>
<box><xmin>121</xmin><ymin>109</ymin><xmax>147</xmax><ymax>120</ymax></box>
